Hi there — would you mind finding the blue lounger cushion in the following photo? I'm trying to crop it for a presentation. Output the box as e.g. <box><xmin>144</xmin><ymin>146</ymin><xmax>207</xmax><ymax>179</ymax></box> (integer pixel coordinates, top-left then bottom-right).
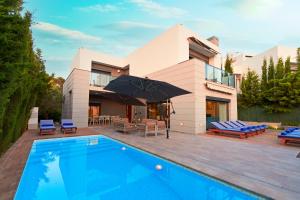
<box><xmin>234</xmin><ymin>121</ymin><xmax>265</xmax><ymax>130</ymax></box>
<box><xmin>236</xmin><ymin>120</ymin><xmax>267</xmax><ymax>129</ymax></box>
<box><xmin>62</xmin><ymin>125</ymin><xmax>76</xmax><ymax>129</ymax></box>
<box><xmin>211</xmin><ymin>122</ymin><xmax>250</xmax><ymax>133</ymax></box>
<box><xmin>40</xmin><ymin>125</ymin><xmax>55</xmax><ymax>129</ymax></box>
<box><xmin>40</xmin><ymin>120</ymin><xmax>55</xmax><ymax>129</ymax></box>
<box><xmin>280</xmin><ymin>130</ymin><xmax>300</xmax><ymax>136</ymax></box>
<box><xmin>61</xmin><ymin>119</ymin><xmax>77</xmax><ymax>129</ymax></box>
<box><xmin>229</xmin><ymin>121</ymin><xmax>258</xmax><ymax>130</ymax></box>
<box><xmin>220</xmin><ymin>122</ymin><xmax>255</xmax><ymax>132</ymax></box>
<box><xmin>224</xmin><ymin>121</ymin><xmax>255</xmax><ymax>130</ymax></box>
<box><xmin>278</xmin><ymin>134</ymin><xmax>300</xmax><ymax>139</ymax></box>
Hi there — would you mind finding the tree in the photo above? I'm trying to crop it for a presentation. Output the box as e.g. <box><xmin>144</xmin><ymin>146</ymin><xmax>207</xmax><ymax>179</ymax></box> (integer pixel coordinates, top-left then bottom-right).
<box><xmin>260</xmin><ymin>58</ymin><xmax>268</xmax><ymax>101</ymax></box>
<box><xmin>264</xmin><ymin>72</ymin><xmax>300</xmax><ymax>113</ymax></box>
<box><xmin>224</xmin><ymin>55</ymin><xmax>233</xmax><ymax>74</ymax></box>
<box><xmin>297</xmin><ymin>48</ymin><xmax>300</xmax><ymax>72</ymax></box>
<box><xmin>38</xmin><ymin>76</ymin><xmax>65</xmax><ymax>121</ymax></box>
<box><xmin>239</xmin><ymin>69</ymin><xmax>261</xmax><ymax>106</ymax></box>
<box><xmin>284</xmin><ymin>56</ymin><xmax>291</xmax><ymax>75</ymax></box>
<box><xmin>275</xmin><ymin>58</ymin><xmax>284</xmax><ymax>79</ymax></box>
<box><xmin>267</xmin><ymin>57</ymin><xmax>275</xmax><ymax>88</ymax></box>
<box><xmin>0</xmin><ymin>0</ymin><xmax>49</xmax><ymax>153</ymax></box>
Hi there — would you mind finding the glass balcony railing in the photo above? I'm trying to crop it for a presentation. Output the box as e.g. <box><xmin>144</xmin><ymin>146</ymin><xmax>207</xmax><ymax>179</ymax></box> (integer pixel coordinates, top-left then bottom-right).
<box><xmin>205</xmin><ymin>64</ymin><xmax>235</xmax><ymax>88</ymax></box>
<box><xmin>90</xmin><ymin>71</ymin><xmax>116</xmax><ymax>87</ymax></box>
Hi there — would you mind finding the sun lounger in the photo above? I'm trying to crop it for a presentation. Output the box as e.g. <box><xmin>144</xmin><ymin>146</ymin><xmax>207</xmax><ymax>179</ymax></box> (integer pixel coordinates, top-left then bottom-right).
<box><xmin>225</xmin><ymin>121</ymin><xmax>262</xmax><ymax>134</ymax></box>
<box><xmin>236</xmin><ymin>120</ymin><xmax>267</xmax><ymax>131</ymax></box>
<box><xmin>278</xmin><ymin>128</ymin><xmax>300</xmax><ymax>144</ymax></box>
<box><xmin>209</xmin><ymin>122</ymin><xmax>253</xmax><ymax>139</ymax></box>
<box><xmin>61</xmin><ymin>119</ymin><xmax>77</xmax><ymax>134</ymax></box>
<box><xmin>219</xmin><ymin>122</ymin><xmax>257</xmax><ymax>136</ymax></box>
<box><xmin>39</xmin><ymin>120</ymin><xmax>56</xmax><ymax>135</ymax></box>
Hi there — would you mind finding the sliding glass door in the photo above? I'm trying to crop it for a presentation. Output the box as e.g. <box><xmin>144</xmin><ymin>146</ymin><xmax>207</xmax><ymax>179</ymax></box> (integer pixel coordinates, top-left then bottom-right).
<box><xmin>206</xmin><ymin>100</ymin><xmax>229</xmax><ymax>129</ymax></box>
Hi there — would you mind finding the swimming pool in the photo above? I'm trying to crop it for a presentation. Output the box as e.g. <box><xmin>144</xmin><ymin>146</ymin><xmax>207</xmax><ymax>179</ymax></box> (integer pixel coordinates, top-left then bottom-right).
<box><xmin>15</xmin><ymin>135</ymin><xmax>264</xmax><ymax>200</ymax></box>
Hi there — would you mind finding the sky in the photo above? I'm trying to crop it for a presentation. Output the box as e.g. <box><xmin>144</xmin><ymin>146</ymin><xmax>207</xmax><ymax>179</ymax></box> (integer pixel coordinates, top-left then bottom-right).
<box><xmin>24</xmin><ymin>0</ymin><xmax>300</xmax><ymax>78</ymax></box>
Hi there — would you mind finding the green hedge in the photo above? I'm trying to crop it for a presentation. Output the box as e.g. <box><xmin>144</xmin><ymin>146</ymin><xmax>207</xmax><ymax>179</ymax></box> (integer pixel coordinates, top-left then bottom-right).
<box><xmin>238</xmin><ymin>106</ymin><xmax>300</xmax><ymax>126</ymax></box>
<box><xmin>0</xmin><ymin>1</ymin><xmax>48</xmax><ymax>154</ymax></box>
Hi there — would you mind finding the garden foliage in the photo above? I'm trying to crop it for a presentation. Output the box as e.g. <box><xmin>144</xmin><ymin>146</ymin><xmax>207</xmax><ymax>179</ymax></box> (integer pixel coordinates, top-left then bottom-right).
<box><xmin>239</xmin><ymin>49</ymin><xmax>300</xmax><ymax>113</ymax></box>
<box><xmin>0</xmin><ymin>0</ymin><xmax>63</xmax><ymax>154</ymax></box>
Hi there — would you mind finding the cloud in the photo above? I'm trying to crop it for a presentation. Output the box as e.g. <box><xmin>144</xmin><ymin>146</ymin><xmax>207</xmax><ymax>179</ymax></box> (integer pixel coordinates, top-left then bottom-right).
<box><xmin>216</xmin><ymin>0</ymin><xmax>283</xmax><ymax>19</ymax></box>
<box><xmin>185</xmin><ymin>18</ymin><xmax>224</xmax><ymax>32</ymax></box>
<box><xmin>97</xmin><ymin>20</ymin><xmax>162</xmax><ymax>30</ymax></box>
<box><xmin>32</xmin><ymin>22</ymin><xmax>101</xmax><ymax>42</ymax></box>
<box><xmin>77</xmin><ymin>4</ymin><xmax>118</xmax><ymax>12</ymax></box>
<box><xmin>238</xmin><ymin>0</ymin><xmax>282</xmax><ymax>18</ymax></box>
<box><xmin>129</xmin><ymin>0</ymin><xmax>186</xmax><ymax>18</ymax></box>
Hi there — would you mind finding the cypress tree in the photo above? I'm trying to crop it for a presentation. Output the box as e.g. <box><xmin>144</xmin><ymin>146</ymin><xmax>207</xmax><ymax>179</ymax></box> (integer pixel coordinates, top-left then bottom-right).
<box><xmin>260</xmin><ymin>58</ymin><xmax>268</xmax><ymax>101</ymax></box>
<box><xmin>224</xmin><ymin>55</ymin><xmax>233</xmax><ymax>74</ymax></box>
<box><xmin>240</xmin><ymin>69</ymin><xmax>261</xmax><ymax>106</ymax></box>
<box><xmin>265</xmin><ymin>72</ymin><xmax>300</xmax><ymax>113</ymax></box>
<box><xmin>297</xmin><ymin>48</ymin><xmax>300</xmax><ymax>72</ymax></box>
<box><xmin>284</xmin><ymin>56</ymin><xmax>291</xmax><ymax>75</ymax></box>
<box><xmin>275</xmin><ymin>58</ymin><xmax>284</xmax><ymax>79</ymax></box>
<box><xmin>267</xmin><ymin>57</ymin><xmax>275</xmax><ymax>88</ymax></box>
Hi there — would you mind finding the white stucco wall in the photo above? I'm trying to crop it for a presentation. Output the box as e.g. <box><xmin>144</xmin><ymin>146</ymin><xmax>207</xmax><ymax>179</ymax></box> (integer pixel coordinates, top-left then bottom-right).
<box><xmin>70</xmin><ymin>48</ymin><xmax>127</xmax><ymax>72</ymax></box>
<box><xmin>127</xmin><ymin>24</ymin><xmax>220</xmax><ymax>77</ymax></box>
<box><xmin>147</xmin><ymin>59</ymin><xmax>237</xmax><ymax>134</ymax></box>
<box><xmin>63</xmin><ymin>68</ymin><xmax>90</xmax><ymax>127</ymax></box>
<box><xmin>232</xmin><ymin>46</ymin><xmax>297</xmax><ymax>76</ymax></box>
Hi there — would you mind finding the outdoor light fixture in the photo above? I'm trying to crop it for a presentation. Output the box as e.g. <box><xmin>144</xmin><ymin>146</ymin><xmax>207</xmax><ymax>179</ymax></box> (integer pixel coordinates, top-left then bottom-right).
<box><xmin>121</xmin><ymin>147</ymin><xmax>126</xmax><ymax>151</ymax></box>
<box><xmin>117</xmin><ymin>69</ymin><xmax>120</xmax><ymax>73</ymax></box>
<box><xmin>180</xmin><ymin>122</ymin><xmax>184</xmax><ymax>126</ymax></box>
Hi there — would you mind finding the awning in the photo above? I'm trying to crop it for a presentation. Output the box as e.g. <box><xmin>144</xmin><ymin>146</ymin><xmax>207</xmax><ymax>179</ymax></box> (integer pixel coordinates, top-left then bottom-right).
<box><xmin>188</xmin><ymin>37</ymin><xmax>219</xmax><ymax>58</ymax></box>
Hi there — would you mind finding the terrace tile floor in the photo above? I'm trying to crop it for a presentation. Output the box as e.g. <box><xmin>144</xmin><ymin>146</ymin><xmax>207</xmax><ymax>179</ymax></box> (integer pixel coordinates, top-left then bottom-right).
<box><xmin>0</xmin><ymin>127</ymin><xmax>300</xmax><ymax>200</ymax></box>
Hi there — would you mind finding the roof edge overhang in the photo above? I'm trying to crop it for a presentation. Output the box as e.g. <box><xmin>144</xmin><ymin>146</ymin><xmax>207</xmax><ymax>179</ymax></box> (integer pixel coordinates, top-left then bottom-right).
<box><xmin>188</xmin><ymin>37</ymin><xmax>219</xmax><ymax>58</ymax></box>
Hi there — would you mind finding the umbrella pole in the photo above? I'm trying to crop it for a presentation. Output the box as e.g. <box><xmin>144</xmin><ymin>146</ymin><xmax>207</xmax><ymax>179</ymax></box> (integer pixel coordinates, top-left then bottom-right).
<box><xmin>166</xmin><ymin>99</ymin><xmax>169</xmax><ymax>139</ymax></box>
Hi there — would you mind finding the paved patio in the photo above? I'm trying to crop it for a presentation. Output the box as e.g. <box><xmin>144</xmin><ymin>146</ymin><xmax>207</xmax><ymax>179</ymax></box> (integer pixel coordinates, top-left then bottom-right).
<box><xmin>0</xmin><ymin>127</ymin><xmax>300</xmax><ymax>200</ymax></box>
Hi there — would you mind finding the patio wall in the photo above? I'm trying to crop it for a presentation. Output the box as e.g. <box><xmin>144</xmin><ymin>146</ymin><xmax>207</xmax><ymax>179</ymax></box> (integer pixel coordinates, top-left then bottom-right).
<box><xmin>147</xmin><ymin>58</ymin><xmax>237</xmax><ymax>134</ymax></box>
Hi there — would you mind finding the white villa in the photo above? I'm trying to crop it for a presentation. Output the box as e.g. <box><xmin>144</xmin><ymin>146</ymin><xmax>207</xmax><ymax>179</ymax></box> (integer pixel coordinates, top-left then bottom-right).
<box><xmin>62</xmin><ymin>24</ymin><xmax>237</xmax><ymax>134</ymax></box>
<box><xmin>230</xmin><ymin>46</ymin><xmax>298</xmax><ymax>92</ymax></box>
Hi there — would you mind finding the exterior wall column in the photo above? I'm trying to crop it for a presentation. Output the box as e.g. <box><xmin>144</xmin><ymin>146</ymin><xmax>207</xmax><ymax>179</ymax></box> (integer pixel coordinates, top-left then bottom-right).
<box><xmin>194</xmin><ymin>60</ymin><xmax>206</xmax><ymax>133</ymax></box>
<box><xmin>71</xmin><ymin>69</ymin><xmax>90</xmax><ymax>128</ymax></box>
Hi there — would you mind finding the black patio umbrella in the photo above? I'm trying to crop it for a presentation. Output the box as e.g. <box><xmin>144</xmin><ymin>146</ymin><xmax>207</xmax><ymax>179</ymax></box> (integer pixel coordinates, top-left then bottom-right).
<box><xmin>90</xmin><ymin>91</ymin><xmax>145</xmax><ymax>106</ymax></box>
<box><xmin>104</xmin><ymin>75</ymin><xmax>191</xmax><ymax>103</ymax></box>
<box><xmin>104</xmin><ymin>75</ymin><xmax>191</xmax><ymax>138</ymax></box>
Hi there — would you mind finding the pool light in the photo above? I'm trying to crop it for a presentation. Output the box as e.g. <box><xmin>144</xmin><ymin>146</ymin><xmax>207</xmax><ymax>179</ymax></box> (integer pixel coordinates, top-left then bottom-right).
<box><xmin>155</xmin><ymin>164</ymin><xmax>163</xmax><ymax>170</ymax></box>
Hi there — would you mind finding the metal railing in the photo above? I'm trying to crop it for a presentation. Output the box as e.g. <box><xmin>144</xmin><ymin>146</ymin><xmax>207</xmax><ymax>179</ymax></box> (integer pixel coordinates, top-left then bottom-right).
<box><xmin>205</xmin><ymin>64</ymin><xmax>235</xmax><ymax>88</ymax></box>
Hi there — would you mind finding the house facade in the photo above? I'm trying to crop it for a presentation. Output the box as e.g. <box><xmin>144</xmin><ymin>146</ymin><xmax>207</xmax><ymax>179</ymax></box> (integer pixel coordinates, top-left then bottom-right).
<box><xmin>62</xmin><ymin>24</ymin><xmax>237</xmax><ymax>134</ymax></box>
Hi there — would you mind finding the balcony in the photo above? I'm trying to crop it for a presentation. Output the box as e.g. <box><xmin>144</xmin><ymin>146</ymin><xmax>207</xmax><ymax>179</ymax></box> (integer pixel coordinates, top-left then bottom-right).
<box><xmin>205</xmin><ymin>64</ymin><xmax>235</xmax><ymax>88</ymax></box>
<box><xmin>90</xmin><ymin>70</ymin><xmax>116</xmax><ymax>87</ymax></box>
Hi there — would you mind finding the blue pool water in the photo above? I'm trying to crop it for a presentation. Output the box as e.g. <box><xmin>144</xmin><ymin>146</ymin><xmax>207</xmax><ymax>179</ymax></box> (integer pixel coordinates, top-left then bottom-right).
<box><xmin>15</xmin><ymin>135</ymin><xmax>263</xmax><ymax>200</ymax></box>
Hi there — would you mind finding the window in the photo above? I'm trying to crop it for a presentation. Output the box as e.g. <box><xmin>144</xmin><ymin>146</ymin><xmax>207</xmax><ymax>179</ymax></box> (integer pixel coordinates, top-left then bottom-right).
<box><xmin>90</xmin><ymin>70</ymin><xmax>113</xmax><ymax>87</ymax></box>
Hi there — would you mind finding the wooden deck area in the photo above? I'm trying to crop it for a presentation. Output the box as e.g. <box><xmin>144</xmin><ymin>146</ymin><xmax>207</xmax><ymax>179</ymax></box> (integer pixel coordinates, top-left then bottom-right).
<box><xmin>1</xmin><ymin>127</ymin><xmax>300</xmax><ymax>199</ymax></box>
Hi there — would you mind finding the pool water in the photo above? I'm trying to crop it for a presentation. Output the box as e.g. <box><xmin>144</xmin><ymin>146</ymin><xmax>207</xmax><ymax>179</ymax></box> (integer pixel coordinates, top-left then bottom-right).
<box><xmin>15</xmin><ymin>135</ymin><xmax>263</xmax><ymax>200</ymax></box>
